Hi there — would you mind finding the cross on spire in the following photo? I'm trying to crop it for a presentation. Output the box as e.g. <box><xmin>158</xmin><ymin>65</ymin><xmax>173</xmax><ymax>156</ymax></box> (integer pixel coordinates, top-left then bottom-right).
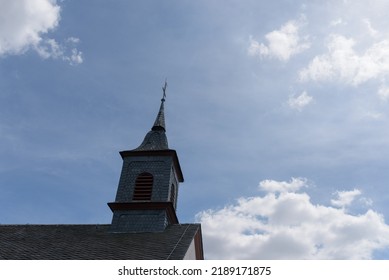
<box><xmin>162</xmin><ymin>79</ymin><xmax>167</xmax><ymax>101</ymax></box>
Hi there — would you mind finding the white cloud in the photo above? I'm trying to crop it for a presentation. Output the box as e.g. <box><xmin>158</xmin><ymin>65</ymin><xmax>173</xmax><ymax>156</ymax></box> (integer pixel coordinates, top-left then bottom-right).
<box><xmin>0</xmin><ymin>0</ymin><xmax>60</xmax><ymax>55</ymax></box>
<box><xmin>0</xmin><ymin>0</ymin><xmax>82</xmax><ymax>65</ymax></box>
<box><xmin>378</xmin><ymin>84</ymin><xmax>389</xmax><ymax>101</ymax></box>
<box><xmin>362</xmin><ymin>111</ymin><xmax>384</xmax><ymax>120</ymax></box>
<box><xmin>299</xmin><ymin>34</ymin><xmax>389</xmax><ymax>89</ymax></box>
<box><xmin>330</xmin><ymin>18</ymin><xmax>344</xmax><ymax>27</ymax></box>
<box><xmin>248</xmin><ymin>18</ymin><xmax>310</xmax><ymax>61</ymax></box>
<box><xmin>259</xmin><ymin>177</ymin><xmax>308</xmax><ymax>193</ymax></box>
<box><xmin>288</xmin><ymin>91</ymin><xmax>313</xmax><ymax>111</ymax></box>
<box><xmin>68</xmin><ymin>48</ymin><xmax>83</xmax><ymax>65</ymax></box>
<box><xmin>35</xmin><ymin>37</ymin><xmax>84</xmax><ymax>65</ymax></box>
<box><xmin>331</xmin><ymin>189</ymin><xmax>361</xmax><ymax>208</ymax></box>
<box><xmin>362</xmin><ymin>18</ymin><xmax>379</xmax><ymax>38</ymax></box>
<box><xmin>197</xmin><ymin>178</ymin><xmax>389</xmax><ymax>259</ymax></box>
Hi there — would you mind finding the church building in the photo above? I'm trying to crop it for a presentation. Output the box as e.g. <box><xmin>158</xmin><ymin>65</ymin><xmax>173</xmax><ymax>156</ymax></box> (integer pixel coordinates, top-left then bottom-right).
<box><xmin>0</xmin><ymin>85</ymin><xmax>204</xmax><ymax>260</ymax></box>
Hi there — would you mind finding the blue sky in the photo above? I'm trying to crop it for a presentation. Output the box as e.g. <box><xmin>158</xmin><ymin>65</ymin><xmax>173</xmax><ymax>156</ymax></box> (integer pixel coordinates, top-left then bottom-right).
<box><xmin>1</xmin><ymin>0</ymin><xmax>389</xmax><ymax>259</ymax></box>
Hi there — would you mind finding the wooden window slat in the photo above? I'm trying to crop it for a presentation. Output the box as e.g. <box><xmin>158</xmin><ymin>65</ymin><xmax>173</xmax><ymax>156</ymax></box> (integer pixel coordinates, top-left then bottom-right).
<box><xmin>133</xmin><ymin>172</ymin><xmax>153</xmax><ymax>201</ymax></box>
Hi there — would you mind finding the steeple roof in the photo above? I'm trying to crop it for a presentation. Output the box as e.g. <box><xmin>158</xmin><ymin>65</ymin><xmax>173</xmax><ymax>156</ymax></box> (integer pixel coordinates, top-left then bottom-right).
<box><xmin>152</xmin><ymin>97</ymin><xmax>166</xmax><ymax>131</ymax></box>
<box><xmin>133</xmin><ymin>83</ymin><xmax>169</xmax><ymax>151</ymax></box>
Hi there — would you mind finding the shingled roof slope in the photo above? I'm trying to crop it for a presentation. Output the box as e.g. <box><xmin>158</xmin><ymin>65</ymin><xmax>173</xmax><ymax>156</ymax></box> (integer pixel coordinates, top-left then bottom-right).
<box><xmin>0</xmin><ymin>223</ymin><xmax>201</xmax><ymax>260</ymax></box>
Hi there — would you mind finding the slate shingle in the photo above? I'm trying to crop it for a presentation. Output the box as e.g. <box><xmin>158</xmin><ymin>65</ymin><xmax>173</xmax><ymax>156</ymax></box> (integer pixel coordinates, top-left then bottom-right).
<box><xmin>0</xmin><ymin>223</ymin><xmax>201</xmax><ymax>260</ymax></box>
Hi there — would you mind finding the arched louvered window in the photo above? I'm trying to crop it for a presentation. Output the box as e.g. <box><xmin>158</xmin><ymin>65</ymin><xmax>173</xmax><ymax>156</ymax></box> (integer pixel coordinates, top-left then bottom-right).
<box><xmin>133</xmin><ymin>172</ymin><xmax>153</xmax><ymax>201</ymax></box>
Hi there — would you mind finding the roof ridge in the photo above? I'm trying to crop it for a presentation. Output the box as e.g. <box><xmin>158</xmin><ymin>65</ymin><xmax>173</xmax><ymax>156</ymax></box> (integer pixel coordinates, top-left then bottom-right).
<box><xmin>166</xmin><ymin>224</ymin><xmax>191</xmax><ymax>260</ymax></box>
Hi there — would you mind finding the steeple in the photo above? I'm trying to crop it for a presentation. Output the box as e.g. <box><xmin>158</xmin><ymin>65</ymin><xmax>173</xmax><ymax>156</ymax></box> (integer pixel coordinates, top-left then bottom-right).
<box><xmin>152</xmin><ymin>80</ymin><xmax>167</xmax><ymax>131</ymax></box>
<box><xmin>133</xmin><ymin>81</ymin><xmax>168</xmax><ymax>151</ymax></box>
<box><xmin>108</xmin><ymin>82</ymin><xmax>184</xmax><ymax>233</ymax></box>
<box><xmin>151</xmin><ymin>99</ymin><xmax>166</xmax><ymax>131</ymax></box>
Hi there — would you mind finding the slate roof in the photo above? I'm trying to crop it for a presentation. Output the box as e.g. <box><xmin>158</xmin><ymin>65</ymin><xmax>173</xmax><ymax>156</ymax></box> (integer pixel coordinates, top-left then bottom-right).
<box><xmin>134</xmin><ymin>98</ymin><xmax>169</xmax><ymax>151</ymax></box>
<box><xmin>0</xmin><ymin>223</ymin><xmax>201</xmax><ymax>260</ymax></box>
<box><xmin>152</xmin><ymin>98</ymin><xmax>166</xmax><ymax>132</ymax></box>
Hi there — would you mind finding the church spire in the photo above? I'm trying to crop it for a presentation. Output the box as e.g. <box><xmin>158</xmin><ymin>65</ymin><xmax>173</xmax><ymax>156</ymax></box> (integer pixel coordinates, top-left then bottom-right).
<box><xmin>133</xmin><ymin>81</ymin><xmax>169</xmax><ymax>151</ymax></box>
<box><xmin>152</xmin><ymin>80</ymin><xmax>167</xmax><ymax>131</ymax></box>
<box><xmin>108</xmin><ymin>80</ymin><xmax>184</xmax><ymax>233</ymax></box>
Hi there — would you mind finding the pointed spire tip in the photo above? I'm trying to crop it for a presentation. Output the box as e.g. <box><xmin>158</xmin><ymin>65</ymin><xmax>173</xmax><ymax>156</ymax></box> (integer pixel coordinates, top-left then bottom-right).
<box><xmin>162</xmin><ymin>79</ymin><xmax>167</xmax><ymax>102</ymax></box>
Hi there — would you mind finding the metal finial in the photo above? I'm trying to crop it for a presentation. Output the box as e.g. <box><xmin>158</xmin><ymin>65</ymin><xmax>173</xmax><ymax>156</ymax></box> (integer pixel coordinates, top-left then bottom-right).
<box><xmin>162</xmin><ymin>79</ymin><xmax>167</xmax><ymax>101</ymax></box>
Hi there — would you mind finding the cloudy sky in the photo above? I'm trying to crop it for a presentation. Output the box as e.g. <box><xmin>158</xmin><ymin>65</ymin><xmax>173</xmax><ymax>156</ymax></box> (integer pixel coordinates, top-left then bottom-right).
<box><xmin>1</xmin><ymin>0</ymin><xmax>389</xmax><ymax>259</ymax></box>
